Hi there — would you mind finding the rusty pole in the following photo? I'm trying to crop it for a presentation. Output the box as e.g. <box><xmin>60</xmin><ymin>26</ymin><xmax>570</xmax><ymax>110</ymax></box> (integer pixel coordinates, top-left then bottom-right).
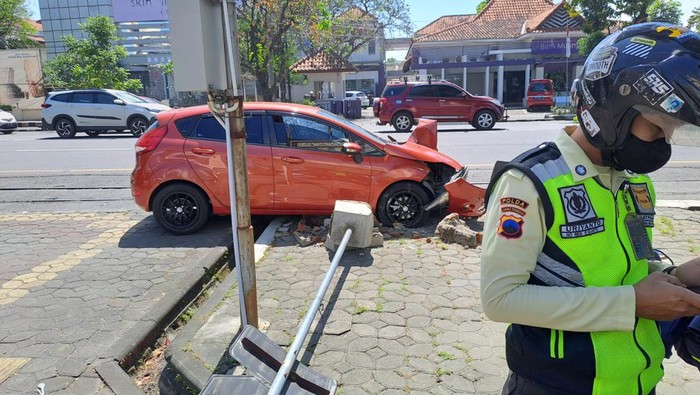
<box><xmin>221</xmin><ymin>0</ymin><xmax>258</xmax><ymax>328</ymax></box>
<box><xmin>226</xmin><ymin>95</ymin><xmax>258</xmax><ymax>328</ymax></box>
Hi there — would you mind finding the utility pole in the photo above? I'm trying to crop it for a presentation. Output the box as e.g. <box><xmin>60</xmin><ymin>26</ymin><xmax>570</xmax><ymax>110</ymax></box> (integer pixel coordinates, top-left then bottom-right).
<box><xmin>219</xmin><ymin>0</ymin><xmax>258</xmax><ymax>328</ymax></box>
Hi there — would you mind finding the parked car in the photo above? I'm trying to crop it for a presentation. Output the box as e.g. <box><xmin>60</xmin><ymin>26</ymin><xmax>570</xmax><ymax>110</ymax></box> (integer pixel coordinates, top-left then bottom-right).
<box><xmin>131</xmin><ymin>102</ymin><xmax>485</xmax><ymax>235</ymax></box>
<box><xmin>0</xmin><ymin>109</ymin><xmax>18</xmax><ymax>134</ymax></box>
<box><xmin>41</xmin><ymin>89</ymin><xmax>171</xmax><ymax>138</ymax></box>
<box><xmin>526</xmin><ymin>78</ymin><xmax>555</xmax><ymax>112</ymax></box>
<box><xmin>345</xmin><ymin>90</ymin><xmax>370</xmax><ymax>109</ymax></box>
<box><xmin>374</xmin><ymin>80</ymin><xmax>505</xmax><ymax>132</ymax></box>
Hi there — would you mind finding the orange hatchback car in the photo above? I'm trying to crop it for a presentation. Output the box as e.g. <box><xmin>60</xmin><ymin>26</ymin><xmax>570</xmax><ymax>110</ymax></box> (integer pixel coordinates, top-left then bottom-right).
<box><xmin>131</xmin><ymin>103</ymin><xmax>485</xmax><ymax>234</ymax></box>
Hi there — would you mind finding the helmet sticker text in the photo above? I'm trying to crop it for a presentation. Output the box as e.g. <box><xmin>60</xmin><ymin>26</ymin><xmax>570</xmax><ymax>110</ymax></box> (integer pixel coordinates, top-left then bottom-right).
<box><xmin>661</xmin><ymin>93</ymin><xmax>684</xmax><ymax>113</ymax></box>
<box><xmin>630</xmin><ymin>37</ymin><xmax>656</xmax><ymax>47</ymax></box>
<box><xmin>580</xmin><ymin>81</ymin><xmax>596</xmax><ymax>107</ymax></box>
<box><xmin>558</xmin><ymin>185</ymin><xmax>605</xmax><ymax>238</ymax></box>
<box><xmin>580</xmin><ymin>109</ymin><xmax>600</xmax><ymax>137</ymax></box>
<box><xmin>584</xmin><ymin>47</ymin><xmax>618</xmax><ymax>81</ymax></box>
<box><xmin>633</xmin><ymin>69</ymin><xmax>673</xmax><ymax>106</ymax></box>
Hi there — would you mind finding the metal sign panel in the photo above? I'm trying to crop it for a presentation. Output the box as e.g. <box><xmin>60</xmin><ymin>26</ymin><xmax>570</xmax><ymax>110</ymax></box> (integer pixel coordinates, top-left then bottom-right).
<box><xmin>112</xmin><ymin>0</ymin><xmax>169</xmax><ymax>23</ymax></box>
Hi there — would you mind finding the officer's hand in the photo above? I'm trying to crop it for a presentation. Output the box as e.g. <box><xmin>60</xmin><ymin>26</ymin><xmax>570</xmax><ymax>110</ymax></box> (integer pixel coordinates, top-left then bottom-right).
<box><xmin>634</xmin><ymin>271</ymin><xmax>700</xmax><ymax>320</ymax></box>
<box><xmin>675</xmin><ymin>257</ymin><xmax>700</xmax><ymax>287</ymax></box>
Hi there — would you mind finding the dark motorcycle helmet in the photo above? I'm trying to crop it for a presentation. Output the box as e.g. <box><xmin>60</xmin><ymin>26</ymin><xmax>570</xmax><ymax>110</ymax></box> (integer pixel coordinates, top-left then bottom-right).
<box><xmin>574</xmin><ymin>22</ymin><xmax>700</xmax><ymax>150</ymax></box>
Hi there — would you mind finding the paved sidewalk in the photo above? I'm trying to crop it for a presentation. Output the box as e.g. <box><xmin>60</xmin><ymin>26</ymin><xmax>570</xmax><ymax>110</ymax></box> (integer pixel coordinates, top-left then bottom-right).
<box><xmin>0</xmin><ymin>211</ymin><xmax>232</xmax><ymax>394</ymax></box>
<box><xmin>171</xmin><ymin>206</ymin><xmax>700</xmax><ymax>394</ymax></box>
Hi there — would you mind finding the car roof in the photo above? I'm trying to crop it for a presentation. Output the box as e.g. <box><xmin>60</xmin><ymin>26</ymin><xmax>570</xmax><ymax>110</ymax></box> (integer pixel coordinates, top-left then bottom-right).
<box><xmin>163</xmin><ymin>102</ymin><xmax>326</xmax><ymax>119</ymax></box>
<box><xmin>47</xmin><ymin>89</ymin><xmax>126</xmax><ymax>96</ymax></box>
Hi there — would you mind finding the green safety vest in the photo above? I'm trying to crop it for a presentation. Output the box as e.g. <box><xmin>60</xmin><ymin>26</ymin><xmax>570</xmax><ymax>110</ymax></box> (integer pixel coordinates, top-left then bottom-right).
<box><xmin>486</xmin><ymin>142</ymin><xmax>664</xmax><ymax>395</ymax></box>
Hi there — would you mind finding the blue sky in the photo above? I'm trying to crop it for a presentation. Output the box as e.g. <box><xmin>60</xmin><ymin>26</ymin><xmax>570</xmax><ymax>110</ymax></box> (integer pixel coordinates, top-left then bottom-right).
<box><xmin>25</xmin><ymin>0</ymin><xmax>697</xmax><ymax>33</ymax></box>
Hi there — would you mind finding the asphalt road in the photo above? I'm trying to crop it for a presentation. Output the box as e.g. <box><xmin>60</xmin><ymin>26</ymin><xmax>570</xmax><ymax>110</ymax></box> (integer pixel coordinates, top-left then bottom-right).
<box><xmin>2</xmin><ymin>119</ymin><xmax>700</xmax><ymax>215</ymax></box>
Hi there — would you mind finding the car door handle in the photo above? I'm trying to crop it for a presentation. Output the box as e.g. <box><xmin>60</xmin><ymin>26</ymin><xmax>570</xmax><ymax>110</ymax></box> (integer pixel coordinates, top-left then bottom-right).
<box><xmin>191</xmin><ymin>147</ymin><xmax>216</xmax><ymax>156</ymax></box>
<box><xmin>282</xmin><ymin>156</ymin><xmax>304</xmax><ymax>164</ymax></box>
<box><xmin>439</xmin><ymin>100</ymin><xmax>446</xmax><ymax>102</ymax></box>
<box><xmin>405</xmin><ymin>99</ymin><xmax>413</xmax><ymax>102</ymax></box>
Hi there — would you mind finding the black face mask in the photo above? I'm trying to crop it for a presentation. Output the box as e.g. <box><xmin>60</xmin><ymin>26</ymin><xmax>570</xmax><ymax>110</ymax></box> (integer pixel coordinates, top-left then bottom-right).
<box><xmin>612</xmin><ymin>134</ymin><xmax>672</xmax><ymax>173</ymax></box>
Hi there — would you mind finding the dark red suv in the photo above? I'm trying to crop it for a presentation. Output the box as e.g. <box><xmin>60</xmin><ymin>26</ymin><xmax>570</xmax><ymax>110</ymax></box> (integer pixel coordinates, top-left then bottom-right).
<box><xmin>374</xmin><ymin>80</ymin><xmax>505</xmax><ymax>132</ymax></box>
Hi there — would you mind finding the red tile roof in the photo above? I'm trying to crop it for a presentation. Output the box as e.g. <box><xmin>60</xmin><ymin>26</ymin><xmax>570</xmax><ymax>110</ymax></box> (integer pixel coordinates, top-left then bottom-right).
<box><xmin>413</xmin><ymin>0</ymin><xmax>581</xmax><ymax>43</ymax></box>
<box><xmin>414</xmin><ymin>15</ymin><xmax>475</xmax><ymax>38</ymax></box>
<box><xmin>290</xmin><ymin>51</ymin><xmax>358</xmax><ymax>73</ymax></box>
<box><xmin>526</xmin><ymin>2</ymin><xmax>584</xmax><ymax>33</ymax></box>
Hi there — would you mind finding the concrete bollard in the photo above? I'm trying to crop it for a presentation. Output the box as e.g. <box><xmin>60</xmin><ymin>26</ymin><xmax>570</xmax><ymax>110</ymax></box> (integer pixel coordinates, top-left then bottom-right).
<box><xmin>326</xmin><ymin>200</ymin><xmax>375</xmax><ymax>250</ymax></box>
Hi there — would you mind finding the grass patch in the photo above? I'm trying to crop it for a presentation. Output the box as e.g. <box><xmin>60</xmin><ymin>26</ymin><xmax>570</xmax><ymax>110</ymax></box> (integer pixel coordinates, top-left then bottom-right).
<box><xmin>435</xmin><ymin>368</ymin><xmax>452</xmax><ymax>377</ymax></box>
<box><xmin>656</xmin><ymin>216</ymin><xmax>675</xmax><ymax>236</ymax></box>
<box><xmin>438</xmin><ymin>351</ymin><xmax>456</xmax><ymax>360</ymax></box>
<box><xmin>350</xmin><ymin>302</ymin><xmax>368</xmax><ymax>315</ymax></box>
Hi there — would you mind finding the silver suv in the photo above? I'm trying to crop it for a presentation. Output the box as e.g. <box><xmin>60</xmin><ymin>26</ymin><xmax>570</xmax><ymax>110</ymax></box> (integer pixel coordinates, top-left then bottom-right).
<box><xmin>41</xmin><ymin>89</ymin><xmax>171</xmax><ymax>138</ymax></box>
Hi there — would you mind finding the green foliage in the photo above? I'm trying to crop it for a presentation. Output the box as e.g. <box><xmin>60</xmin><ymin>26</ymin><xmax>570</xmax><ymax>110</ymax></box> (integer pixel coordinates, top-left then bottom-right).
<box><xmin>577</xmin><ymin>31</ymin><xmax>606</xmax><ymax>57</ymax></box>
<box><xmin>648</xmin><ymin>0</ymin><xmax>682</xmax><ymax>24</ymax></box>
<box><xmin>688</xmin><ymin>7</ymin><xmax>700</xmax><ymax>30</ymax></box>
<box><xmin>0</xmin><ymin>0</ymin><xmax>38</xmax><ymax>49</ymax></box>
<box><xmin>476</xmin><ymin>0</ymin><xmax>490</xmax><ymax>14</ymax></box>
<box><xmin>159</xmin><ymin>60</ymin><xmax>174</xmax><ymax>76</ymax></box>
<box><xmin>0</xmin><ymin>104</ymin><xmax>13</xmax><ymax>111</ymax></box>
<box><xmin>43</xmin><ymin>16</ymin><xmax>142</xmax><ymax>91</ymax></box>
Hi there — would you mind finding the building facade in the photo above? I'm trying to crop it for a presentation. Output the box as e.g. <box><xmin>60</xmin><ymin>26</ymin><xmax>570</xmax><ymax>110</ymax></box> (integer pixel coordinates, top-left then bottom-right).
<box><xmin>38</xmin><ymin>0</ymin><xmax>171</xmax><ymax>99</ymax></box>
<box><xmin>408</xmin><ymin>0</ymin><xmax>585</xmax><ymax>108</ymax></box>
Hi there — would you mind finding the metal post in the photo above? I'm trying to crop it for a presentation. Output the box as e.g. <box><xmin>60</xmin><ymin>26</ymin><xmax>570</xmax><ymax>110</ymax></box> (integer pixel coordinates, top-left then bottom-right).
<box><xmin>221</xmin><ymin>0</ymin><xmax>258</xmax><ymax>328</ymax></box>
<box><xmin>267</xmin><ymin>229</ymin><xmax>354</xmax><ymax>395</ymax></box>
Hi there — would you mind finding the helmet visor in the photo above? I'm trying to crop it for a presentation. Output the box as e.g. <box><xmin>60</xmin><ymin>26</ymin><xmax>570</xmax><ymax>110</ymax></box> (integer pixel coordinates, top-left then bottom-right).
<box><xmin>634</xmin><ymin>105</ymin><xmax>700</xmax><ymax>147</ymax></box>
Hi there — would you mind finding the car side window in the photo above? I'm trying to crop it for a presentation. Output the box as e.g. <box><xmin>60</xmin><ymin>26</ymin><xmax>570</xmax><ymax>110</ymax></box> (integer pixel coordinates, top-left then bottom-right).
<box><xmin>271</xmin><ymin>114</ymin><xmax>349</xmax><ymax>152</ymax></box>
<box><xmin>436</xmin><ymin>85</ymin><xmax>463</xmax><ymax>98</ymax></box>
<box><xmin>51</xmin><ymin>93</ymin><xmax>70</xmax><ymax>102</ymax></box>
<box><xmin>175</xmin><ymin>116</ymin><xmax>199</xmax><ymax>137</ymax></box>
<box><xmin>72</xmin><ymin>92</ymin><xmax>93</xmax><ymax>103</ymax></box>
<box><xmin>408</xmin><ymin>85</ymin><xmax>434</xmax><ymax>97</ymax></box>
<box><xmin>191</xmin><ymin>114</ymin><xmax>264</xmax><ymax>145</ymax></box>
<box><xmin>95</xmin><ymin>93</ymin><xmax>117</xmax><ymax>104</ymax></box>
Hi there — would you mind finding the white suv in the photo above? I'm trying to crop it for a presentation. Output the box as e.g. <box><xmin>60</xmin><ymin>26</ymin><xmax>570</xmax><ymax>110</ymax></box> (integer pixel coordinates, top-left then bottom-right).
<box><xmin>345</xmin><ymin>91</ymin><xmax>370</xmax><ymax>109</ymax></box>
<box><xmin>41</xmin><ymin>89</ymin><xmax>171</xmax><ymax>138</ymax></box>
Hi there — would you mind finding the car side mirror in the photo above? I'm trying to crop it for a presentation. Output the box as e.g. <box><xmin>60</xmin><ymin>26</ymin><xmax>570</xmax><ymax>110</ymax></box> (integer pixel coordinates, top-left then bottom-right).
<box><xmin>113</xmin><ymin>99</ymin><xmax>125</xmax><ymax>105</ymax></box>
<box><xmin>461</xmin><ymin>92</ymin><xmax>468</xmax><ymax>98</ymax></box>
<box><xmin>342</xmin><ymin>142</ymin><xmax>363</xmax><ymax>163</ymax></box>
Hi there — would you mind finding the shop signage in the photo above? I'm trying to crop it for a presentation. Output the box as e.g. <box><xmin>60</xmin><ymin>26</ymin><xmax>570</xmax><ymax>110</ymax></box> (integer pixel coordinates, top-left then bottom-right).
<box><xmin>531</xmin><ymin>39</ymin><xmax>578</xmax><ymax>56</ymax></box>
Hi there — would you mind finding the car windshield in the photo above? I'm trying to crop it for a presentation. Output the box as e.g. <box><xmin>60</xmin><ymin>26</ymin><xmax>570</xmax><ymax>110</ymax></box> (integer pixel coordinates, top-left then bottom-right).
<box><xmin>529</xmin><ymin>83</ymin><xmax>552</xmax><ymax>93</ymax></box>
<box><xmin>316</xmin><ymin>108</ymin><xmax>388</xmax><ymax>145</ymax></box>
<box><xmin>112</xmin><ymin>91</ymin><xmax>149</xmax><ymax>104</ymax></box>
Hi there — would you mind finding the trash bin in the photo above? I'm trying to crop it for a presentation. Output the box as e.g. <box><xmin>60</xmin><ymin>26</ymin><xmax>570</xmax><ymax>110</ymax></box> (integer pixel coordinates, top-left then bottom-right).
<box><xmin>314</xmin><ymin>100</ymin><xmax>332</xmax><ymax>112</ymax></box>
<box><xmin>343</xmin><ymin>98</ymin><xmax>362</xmax><ymax>119</ymax></box>
<box><xmin>329</xmin><ymin>99</ymin><xmax>344</xmax><ymax>115</ymax></box>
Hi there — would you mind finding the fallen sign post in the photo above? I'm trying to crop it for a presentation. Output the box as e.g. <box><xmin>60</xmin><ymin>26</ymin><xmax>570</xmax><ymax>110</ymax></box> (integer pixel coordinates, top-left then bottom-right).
<box><xmin>198</xmin><ymin>227</ymin><xmax>353</xmax><ymax>395</ymax></box>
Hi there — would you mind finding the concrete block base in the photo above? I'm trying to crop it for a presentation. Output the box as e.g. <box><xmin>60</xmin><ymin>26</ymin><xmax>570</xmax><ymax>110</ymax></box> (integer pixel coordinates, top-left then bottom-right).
<box><xmin>327</xmin><ymin>200</ymin><xmax>375</xmax><ymax>249</ymax></box>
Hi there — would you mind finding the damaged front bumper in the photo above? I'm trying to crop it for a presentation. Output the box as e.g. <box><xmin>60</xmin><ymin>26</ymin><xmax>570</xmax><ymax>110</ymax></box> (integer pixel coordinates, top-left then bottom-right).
<box><xmin>424</xmin><ymin>166</ymin><xmax>486</xmax><ymax>218</ymax></box>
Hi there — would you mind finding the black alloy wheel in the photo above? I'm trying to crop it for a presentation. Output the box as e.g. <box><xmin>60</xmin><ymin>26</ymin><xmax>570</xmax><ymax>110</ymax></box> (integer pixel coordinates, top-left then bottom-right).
<box><xmin>377</xmin><ymin>182</ymin><xmax>430</xmax><ymax>227</ymax></box>
<box><xmin>152</xmin><ymin>184</ymin><xmax>211</xmax><ymax>235</ymax></box>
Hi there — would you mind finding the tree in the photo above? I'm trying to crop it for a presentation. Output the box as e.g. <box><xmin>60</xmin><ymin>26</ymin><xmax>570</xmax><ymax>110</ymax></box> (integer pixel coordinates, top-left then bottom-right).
<box><xmin>647</xmin><ymin>0</ymin><xmax>682</xmax><ymax>24</ymax></box>
<box><xmin>566</xmin><ymin>0</ymin><xmax>616</xmax><ymax>56</ymax></box>
<box><xmin>0</xmin><ymin>0</ymin><xmax>38</xmax><ymax>49</ymax></box>
<box><xmin>236</xmin><ymin>0</ymin><xmax>411</xmax><ymax>101</ymax></box>
<box><xmin>688</xmin><ymin>7</ymin><xmax>700</xmax><ymax>30</ymax></box>
<box><xmin>43</xmin><ymin>16</ymin><xmax>142</xmax><ymax>91</ymax></box>
<box><xmin>477</xmin><ymin>0</ymin><xmax>490</xmax><ymax>14</ymax></box>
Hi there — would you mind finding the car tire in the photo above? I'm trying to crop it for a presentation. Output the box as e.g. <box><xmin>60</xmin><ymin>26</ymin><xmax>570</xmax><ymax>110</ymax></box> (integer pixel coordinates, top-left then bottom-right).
<box><xmin>152</xmin><ymin>183</ymin><xmax>211</xmax><ymax>235</ymax></box>
<box><xmin>472</xmin><ymin>109</ymin><xmax>496</xmax><ymax>130</ymax></box>
<box><xmin>54</xmin><ymin>118</ymin><xmax>77</xmax><ymax>138</ymax></box>
<box><xmin>376</xmin><ymin>182</ymin><xmax>430</xmax><ymax>228</ymax></box>
<box><xmin>129</xmin><ymin>116</ymin><xmax>149</xmax><ymax>137</ymax></box>
<box><xmin>392</xmin><ymin>111</ymin><xmax>414</xmax><ymax>133</ymax></box>
<box><xmin>85</xmin><ymin>130</ymin><xmax>101</xmax><ymax>137</ymax></box>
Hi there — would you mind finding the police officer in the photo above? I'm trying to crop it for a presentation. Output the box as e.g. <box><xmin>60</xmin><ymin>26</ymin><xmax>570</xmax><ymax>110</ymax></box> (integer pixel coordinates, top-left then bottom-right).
<box><xmin>480</xmin><ymin>22</ymin><xmax>700</xmax><ymax>394</ymax></box>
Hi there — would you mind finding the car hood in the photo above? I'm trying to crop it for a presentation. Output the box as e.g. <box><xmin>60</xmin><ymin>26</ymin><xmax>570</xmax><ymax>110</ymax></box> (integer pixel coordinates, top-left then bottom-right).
<box><xmin>133</xmin><ymin>103</ymin><xmax>171</xmax><ymax>112</ymax></box>
<box><xmin>381</xmin><ymin>119</ymin><xmax>462</xmax><ymax>170</ymax></box>
<box><xmin>0</xmin><ymin>110</ymin><xmax>16</xmax><ymax>121</ymax></box>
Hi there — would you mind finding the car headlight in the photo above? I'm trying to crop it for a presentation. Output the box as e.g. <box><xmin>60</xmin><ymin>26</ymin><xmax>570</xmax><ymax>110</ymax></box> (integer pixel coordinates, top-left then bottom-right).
<box><xmin>148</xmin><ymin>109</ymin><xmax>163</xmax><ymax>114</ymax></box>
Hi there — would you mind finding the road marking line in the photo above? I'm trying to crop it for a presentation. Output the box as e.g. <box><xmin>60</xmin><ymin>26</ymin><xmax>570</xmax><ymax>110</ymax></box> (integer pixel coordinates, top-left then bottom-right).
<box><xmin>0</xmin><ymin>358</ymin><xmax>30</xmax><ymax>384</ymax></box>
<box><xmin>0</xmin><ymin>213</ymin><xmax>138</xmax><ymax>306</ymax></box>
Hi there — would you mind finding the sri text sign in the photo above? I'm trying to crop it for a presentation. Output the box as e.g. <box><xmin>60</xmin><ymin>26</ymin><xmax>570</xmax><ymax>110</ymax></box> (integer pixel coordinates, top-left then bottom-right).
<box><xmin>112</xmin><ymin>0</ymin><xmax>168</xmax><ymax>23</ymax></box>
<box><xmin>531</xmin><ymin>38</ymin><xmax>578</xmax><ymax>56</ymax></box>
